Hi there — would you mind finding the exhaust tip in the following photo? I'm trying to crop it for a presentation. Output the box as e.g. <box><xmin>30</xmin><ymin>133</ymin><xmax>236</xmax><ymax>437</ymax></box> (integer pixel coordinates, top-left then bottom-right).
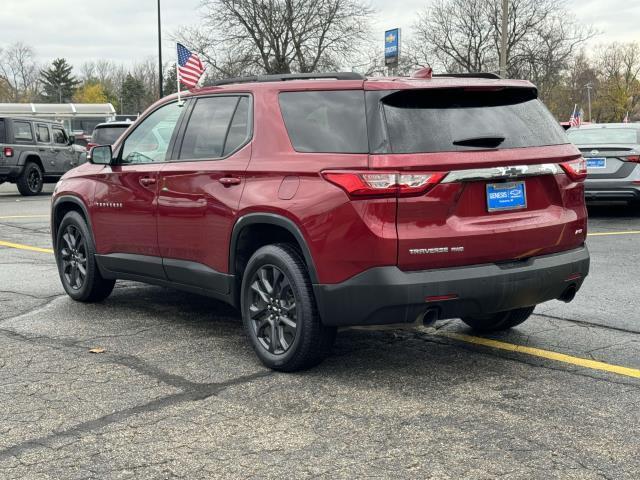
<box><xmin>558</xmin><ymin>285</ymin><xmax>577</xmax><ymax>303</ymax></box>
<box><xmin>421</xmin><ymin>308</ymin><xmax>440</xmax><ymax>326</ymax></box>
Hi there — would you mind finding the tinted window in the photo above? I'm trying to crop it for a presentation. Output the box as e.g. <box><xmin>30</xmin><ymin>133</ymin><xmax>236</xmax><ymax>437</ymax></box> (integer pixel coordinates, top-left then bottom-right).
<box><xmin>14</xmin><ymin>121</ymin><xmax>33</xmax><ymax>142</ymax></box>
<box><xmin>567</xmin><ymin>128</ymin><xmax>639</xmax><ymax>145</ymax></box>
<box><xmin>279</xmin><ymin>91</ymin><xmax>368</xmax><ymax>153</ymax></box>
<box><xmin>52</xmin><ymin>127</ymin><xmax>67</xmax><ymax>145</ymax></box>
<box><xmin>121</xmin><ymin>102</ymin><xmax>182</xmax><ymax>164</ymax></box>
<box><xmin>179</xmin><ymin>96</ymin><xmax>239</xmax><ymax>160</ymax></box>
<box><xmin>370</xmin><ymin>88</ymin><xmax>568</xmax><ymax>154</ymax></box>
<box><xmin>36</xmin><ymin>124</ymin><xmax>50</xmax><ymax>143</ymax></box>
<box><xmin>223</xmin><ymin>97</ymin><xmax>251</xmax><ymax>156</ymax></box>
<box><xmin>93</xmin><ymin>126</ymin><xmax>129</xmax><ymax>145</ymax></box>
<box><xmin>0</xmin><ymin>119</ymin><xmax>5</xmax><ymax>143</ymax></box>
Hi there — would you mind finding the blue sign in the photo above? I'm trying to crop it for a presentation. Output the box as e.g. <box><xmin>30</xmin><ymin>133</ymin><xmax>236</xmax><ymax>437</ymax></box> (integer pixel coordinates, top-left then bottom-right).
<box><xmin>486</xmin><ymin>182</ymin><xmax>527</xmax><ymax>212</ymax></box>
<box><xmin>385</xmin><ymin>28</ymin><xmax>400</xmax><ymax>65</ymax></box>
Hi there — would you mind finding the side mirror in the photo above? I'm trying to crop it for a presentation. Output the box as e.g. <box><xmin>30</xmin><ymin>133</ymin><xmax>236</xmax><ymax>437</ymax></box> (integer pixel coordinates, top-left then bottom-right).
<box><xmin>91</xmin><ymin>145</ymin><xmax>112</xmax><ymax>165</ymax></box>
<box><xmin>68</xmin><ymin>135</ymin><xmax>75</xmax><ymax>145</ymax></box>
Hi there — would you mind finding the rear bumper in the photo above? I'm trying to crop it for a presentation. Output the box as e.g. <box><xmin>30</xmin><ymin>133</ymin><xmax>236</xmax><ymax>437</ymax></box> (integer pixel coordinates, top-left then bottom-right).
<box><xmin>0</xmin><ymin>165</ymin><xmax>22</xmax><ymax>180</ymax></box>
<box><xmin>584</xmin><ymin>187</ymin><xmax>640</xmax><ymax>201</ymax></box>
<box><xmin>314</xmin><ymin>246</ymin><xmax>590</xmax><ymax>326</ymax></box>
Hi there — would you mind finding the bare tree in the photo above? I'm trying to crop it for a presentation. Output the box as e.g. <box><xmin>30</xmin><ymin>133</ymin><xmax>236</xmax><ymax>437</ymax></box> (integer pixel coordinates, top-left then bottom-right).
<box><xmin>0</xmin><ymin>42</ymin><xmax>39</xmax><ymax>101</ymax></box>
<box><xmin>177</xmin><ymin>0</ymin><xmax>374</xmax><ymax>77</ymax></box>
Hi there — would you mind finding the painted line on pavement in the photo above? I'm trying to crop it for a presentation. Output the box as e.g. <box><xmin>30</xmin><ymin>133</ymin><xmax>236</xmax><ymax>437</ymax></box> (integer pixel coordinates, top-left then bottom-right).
<box><xmin>0</xmin><ymin>215</ymin><xmax>49</xmax><ymax>220</ymax></box>
<box><xmin>440</xmin><ymin>331</ymin><xmax>640</xmax><ymax>379</ymax></box>
<box><xmin>0</xmin><ymin>240</ymin><xmax>53</xmax><ymax>254</ymax></box>
<box><xmin>587</xmin><ymin>230</ymin><xmax>640</xmax><ymax>237</ymax></box>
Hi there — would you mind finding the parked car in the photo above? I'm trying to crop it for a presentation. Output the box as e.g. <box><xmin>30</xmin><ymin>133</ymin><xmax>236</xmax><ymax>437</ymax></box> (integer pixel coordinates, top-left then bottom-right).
<box><xmin>0</xmin><ymin>116</ymin><xmax>84</xmax><ymax>196</ymax></box>
<box><xmin>566</xmin><ymin>123</ymin><xmax>640</xmax><ymax>206</ymax></box>
<box><xmin>51</xmin><ymin>71</ymin><xmax>590</xmax><ymax>371</ymax></box>
<box><xmin>86</xmin><ymin>121</ymin><xmax>132</xmax><ymax>153</ymax></box>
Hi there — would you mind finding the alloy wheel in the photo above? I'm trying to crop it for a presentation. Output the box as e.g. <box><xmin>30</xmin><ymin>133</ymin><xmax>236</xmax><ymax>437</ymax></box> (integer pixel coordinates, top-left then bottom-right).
<box><xmin>27</xmin><ymin>167</ymin><xmax>41</xmax><ymax>192</ymax></box>
<box><xmin>248</xmin><ymin>265</ymin><xmax>298</xmax><ymax>355</ymax></box>
<box><xmin>59</xmin><ymin>225</ymin><xmax>88</xmax><ymax>290</ymax></box>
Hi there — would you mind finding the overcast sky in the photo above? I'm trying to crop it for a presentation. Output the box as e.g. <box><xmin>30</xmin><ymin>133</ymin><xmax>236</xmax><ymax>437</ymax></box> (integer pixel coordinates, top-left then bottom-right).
<box><xmin>2</xmin><ymin>0</ymin><xmax>639</xmax><ymax>69</ymax></box>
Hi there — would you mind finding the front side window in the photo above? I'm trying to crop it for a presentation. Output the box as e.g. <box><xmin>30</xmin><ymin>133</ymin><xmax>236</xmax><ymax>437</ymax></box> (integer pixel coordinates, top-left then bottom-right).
<box><xmin>52</xmin><ymin>127</ymin><xmax>67</xmax><ymax>145</ymax></box>
<box><xmin>279</xmin><ymin>90</ymin><xmax>368</xmax><ymax>153</ymax></box>
<box><xmin>36</xmin><ymin>124</ymin><xmax>51</xmax><ymax>143</ymax></box>
<box><xmin>121</xmin><ymin>102</ymin><xmax>182</xmax><ymax>164</ymax></box>
<box><xmin>13</xmin><ymin>121</ymin><xmax>33</xmax><ymax>142</ymax></box>
<box><xmin>179</xmin><ymin>96</ymin><xmax>245</xmax><ymax>160</ymax></box>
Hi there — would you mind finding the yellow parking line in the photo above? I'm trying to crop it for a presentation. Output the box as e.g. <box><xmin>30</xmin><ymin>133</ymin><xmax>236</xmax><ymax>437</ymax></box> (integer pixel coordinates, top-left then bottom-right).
<box><xmin>0</xmin><ymin>240</ymin><xmax>53</xmax><ymax>254</ymax></box>
<box><xmin>441</xmin><ymin>332</ymin><xmax>640</xmax><ymax>379</ymax></box>
<box><xmin>587</xmin><ymin>230</ymin><xmax>640</xmax><ymax>237</ymax></box>
<box><xmin>0</xmin><ymin>215</ymin><xmax>49</xmax><ymax>219</ymax></box>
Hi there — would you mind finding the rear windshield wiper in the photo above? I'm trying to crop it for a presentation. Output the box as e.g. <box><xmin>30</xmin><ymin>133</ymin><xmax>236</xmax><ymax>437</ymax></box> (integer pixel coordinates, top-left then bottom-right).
<box><xmin>453</xmin><ymin>135</ymin><xmax>506</xmax><ymax>148</ymax></box>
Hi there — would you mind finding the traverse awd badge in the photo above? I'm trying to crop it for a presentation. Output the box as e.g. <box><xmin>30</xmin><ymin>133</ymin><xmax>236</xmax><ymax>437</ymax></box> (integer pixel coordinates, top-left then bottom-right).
<box><xmin>409</xmin><ymin>246</ymin><xmax>465</xmax><ymax>255</ymax></box>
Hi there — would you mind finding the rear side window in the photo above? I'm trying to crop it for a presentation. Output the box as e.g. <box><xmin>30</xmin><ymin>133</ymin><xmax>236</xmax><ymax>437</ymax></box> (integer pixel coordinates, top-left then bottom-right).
<box><xmin>279</xmin><ymin>91</ymin><xmax>368</xmax><ymax>153</ymax></box>
<box><xmin>0</xmin><ymin>119</ymin><xmax>5</xmax><ymax>143</ymax></box>
<box><xmin>93</xmin><ymin>126</ymin><xmax>129</xmax><ymax>145</ymax></box>
<box><xmin>13</xmin><ymin>121</ymin><xmax>33</xmax><ymax>142</ymax></box>
<box><xmin>179</xmin><ymin>96</ymin><xmax>244</xmax><ymax>160</ymax></box>
<box><xmin>370</xmin><ymin>88</ymin><xmax>568</xmax><ymax>154</ymax></box>
<box><xmin>36</xmin><ymin>124</ymin><xmax>50</xmax><ymax>143</ymax></box>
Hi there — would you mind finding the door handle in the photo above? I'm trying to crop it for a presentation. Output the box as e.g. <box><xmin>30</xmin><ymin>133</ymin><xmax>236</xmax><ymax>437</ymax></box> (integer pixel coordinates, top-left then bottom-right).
<box><xmin>139</xmin><ymin>177</ymin><xmax>157</xmax><ymax>187</ymax></box>
<box><xmin>219</xmin><ymin>177</ymin><xmax>241</xmax><ymax>187</ymax></box>
<box><xmin>38</xmin><ymin>148</ymin><xmax>46</xmax><ymax>152</ymax></box>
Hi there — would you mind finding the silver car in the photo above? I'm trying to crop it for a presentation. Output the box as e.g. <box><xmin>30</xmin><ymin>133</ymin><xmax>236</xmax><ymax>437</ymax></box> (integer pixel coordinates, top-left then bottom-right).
<box><xmin>566</xmin><ymin>123</ymin><xmax>640</xmax><ymax>206</ymax></box>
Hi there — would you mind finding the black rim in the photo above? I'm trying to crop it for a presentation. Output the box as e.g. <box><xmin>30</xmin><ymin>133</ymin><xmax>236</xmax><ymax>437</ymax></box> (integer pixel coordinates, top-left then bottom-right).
<box><xmin>27</xmin><ymin>167</ymin><xmax>41</xmax><ymax>192</ymax></box>
<box><xmin>59</xmin><ymin>225</ymin><xmax>88</xmax><ymax>290</ymax></box>
<box><xmin>248</xmin><ymin>265</ymin><xmax>298</xmax><ymax>355</ymax></box>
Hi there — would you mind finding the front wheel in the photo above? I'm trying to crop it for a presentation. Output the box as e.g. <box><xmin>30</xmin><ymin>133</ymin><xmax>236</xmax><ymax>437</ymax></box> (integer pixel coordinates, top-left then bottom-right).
<box><xmin>55</xmin><ymin>211</ymin><xmax>115</xmax><ymax>302</ymax></box>
<box><xmin>461</xmin><ymin>306</ymin><xmax>535</xmax><ymax>333</ymax></box>
<box><xmin>241</xmin><ymin>244</ymin><xmax>336</xmax><ymax>372</ymax></box>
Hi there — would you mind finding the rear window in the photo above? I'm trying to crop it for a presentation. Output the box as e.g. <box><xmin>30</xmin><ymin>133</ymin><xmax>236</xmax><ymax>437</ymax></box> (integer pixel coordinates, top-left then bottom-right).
<box><xmin>279</xmin><ymin>91</ymin><xmax>368</xmax><ymax>153</ymax></box>
<box><xmin>371</xmin><ymin>88</ymin><xmax>568</xmax><ymax>154</ymax></box>
<box><xmin>13</xmin><ymin>121</ymin><xmax>33</xmax><ymax>142</ymax></box>
<box><xmin>93</xmin><ymin>125</ymin><xmax>129</xmax><ymax>145</ymax></box>
<box><xmin>567</xmin><ymin>128</ymin><xmax>639</xmax><ymax>145</ymax></box>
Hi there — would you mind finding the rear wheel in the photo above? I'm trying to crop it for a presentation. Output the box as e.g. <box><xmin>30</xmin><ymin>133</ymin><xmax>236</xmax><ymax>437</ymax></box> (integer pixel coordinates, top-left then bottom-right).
<box><xmin>461</xmin><ymin>306</ymin><xmax>535</xmax><ymax>333</ymax></box>
<box><xmin>55</xmin><ymin>211</ymin><xmax>115</xmax><ymax>302</ymax></box>
<box><xmin>16</xmin><ymin>162</ymin><xmax>43</xmax><ymax>196</ymax></box>
<box><xmin>241</xmin><ymin>244</ymin><xmax>336</xmax><ymax>372</ymax></box>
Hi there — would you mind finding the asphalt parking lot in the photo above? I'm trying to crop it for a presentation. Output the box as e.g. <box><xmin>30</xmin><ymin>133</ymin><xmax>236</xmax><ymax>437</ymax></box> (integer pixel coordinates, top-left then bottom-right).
<box><xmin>0</xmin><ymin>182</ymin><xmax>639</xmax><ymax>479</ymax></box>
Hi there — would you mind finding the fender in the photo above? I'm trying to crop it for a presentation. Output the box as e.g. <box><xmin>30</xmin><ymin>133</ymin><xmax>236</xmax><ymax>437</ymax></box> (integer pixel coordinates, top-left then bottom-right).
<box><xmin>51</xmin><ymin>195</ymin><xmax>93</xmax><ymax>249</ymax></box>
<box><xmin>17</xmin><ymin>150</ymin><xmax>41</xmax><ymax>167</ymax></box>
<box><xmin>230</xmin><ymin>213</ymin><xmax>319</xmax><ymax>284</ymax></box>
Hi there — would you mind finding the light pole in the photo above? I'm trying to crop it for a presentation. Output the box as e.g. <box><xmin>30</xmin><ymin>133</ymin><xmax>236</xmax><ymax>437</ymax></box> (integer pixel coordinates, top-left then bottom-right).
<box><xmin>499</xmin><ymin>0</ymin><xmax>509</xmax><ymax>78</ymax></box>
<box><xmin>585</xmin><ymin>83</ymin><xmax>592</xmax><ymax>122</ymax></box>
<box><xmin>157</xmin><ymin>0</ymin><xmax>164</xmax><ymax>98</ymax></box>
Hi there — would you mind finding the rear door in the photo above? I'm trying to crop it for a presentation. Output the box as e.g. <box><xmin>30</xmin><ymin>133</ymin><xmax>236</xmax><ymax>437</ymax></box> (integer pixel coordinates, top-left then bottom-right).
<box><xmin>157</xmin><ymin>94</ymin><xmax>252</xmax><ymax>289</ymax></box>
<box><xmin>366</xmin><ymin>86</ymin><xmax>586</xmax><ymax>271</ymax></box>
<box><xmin>34</xmin><ymin>123</ymin><xmax>56</xmax><ymax>172</ymax></box>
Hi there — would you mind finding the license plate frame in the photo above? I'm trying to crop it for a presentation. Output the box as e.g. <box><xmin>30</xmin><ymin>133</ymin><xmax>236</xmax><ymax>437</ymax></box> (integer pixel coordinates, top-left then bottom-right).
<box><xmin>486</xmin><ymin>181</ymin><xmax>527</xmax><ymax>212</ymax></box>
<box><xmin>586</xmin><ymin>157</ymin><xmax>607</xmax><ymax>169</ymax></box>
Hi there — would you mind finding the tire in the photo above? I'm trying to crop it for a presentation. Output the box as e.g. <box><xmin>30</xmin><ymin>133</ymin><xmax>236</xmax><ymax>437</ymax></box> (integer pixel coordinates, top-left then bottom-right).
<box><xmin>16</xmin><ymin>161</ymin><xmax>44</xmax><ymax>196</ymax></box>
<box><xmin>241</xmin><ymin>243</ymin><xmax>336</xmax><ymax>372</ymax></box>
<box><xmin>55</xmin><ymin>211</ymin><xmax>115</xmax><ymax>302</ymax></box>
<box><xmin>461</xmin><ymin>306</ymin><xmax>535</xmax><ymax>333</ymax></box>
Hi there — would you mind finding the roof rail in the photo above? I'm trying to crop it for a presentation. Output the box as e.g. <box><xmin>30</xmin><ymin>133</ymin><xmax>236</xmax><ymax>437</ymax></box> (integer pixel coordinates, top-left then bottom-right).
<box><xmin>212</xmin><ymin>72</ymin><xmax>365</xmax><ymax>86</ymax></box>
<box><xmin>433</xmin><ymin>72</ymin><xmax>501</xmax><ymax>79</ymax></box>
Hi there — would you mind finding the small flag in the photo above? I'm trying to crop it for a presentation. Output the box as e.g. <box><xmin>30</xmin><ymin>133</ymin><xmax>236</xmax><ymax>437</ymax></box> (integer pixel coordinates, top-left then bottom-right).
<box><xmin>569</xmin><ymin>105</ymin><xmax>582</xmax><ymax>128</ymax></box>
<box><xmin>623</xmin><ymin>112</ymin><xmax>630</xmax><ymax>123</ymax></box>
<box><xmin>177</xmin><ymin>43</ymin><xmax>205</xmax><ymax>89</ymax></box>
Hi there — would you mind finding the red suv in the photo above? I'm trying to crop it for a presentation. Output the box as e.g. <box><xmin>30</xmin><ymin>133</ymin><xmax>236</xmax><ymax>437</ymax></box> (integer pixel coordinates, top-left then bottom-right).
<box><xmin>51</xmin><ymin>71</ymin><xmax>590</xmax><ymax>371</ymax></box>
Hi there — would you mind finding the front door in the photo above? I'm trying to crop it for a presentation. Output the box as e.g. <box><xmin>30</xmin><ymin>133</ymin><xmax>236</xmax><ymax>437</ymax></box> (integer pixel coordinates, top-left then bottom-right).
<box><xmin>157</xmin><ymin>95</ymin><xmax>252</xmax><ymax>291</ymax></box>
<box><xmin>92</xmin><ymin>101</ymin><xmax>186</xmax><ymax>278</ymax></box>
<box><xmin>51</xmin><ymin>126</ymin><xmax>75</xmax><ymax>174</ymax></box>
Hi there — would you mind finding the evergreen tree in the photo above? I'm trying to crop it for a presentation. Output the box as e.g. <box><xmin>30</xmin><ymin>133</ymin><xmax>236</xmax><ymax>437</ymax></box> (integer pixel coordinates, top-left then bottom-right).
<box><xmin>40</xmin><ymin>58</ymin><xmax>79</xmax><ymax>103</ymax></box>
<box><xmin>163</xmin><ymin>64</ymin><xmax>178</xmax><ymax>96</ymax></box>
<box><xmin>120</xmin><ymin>74</ymin><xmax>147</xmax><ymax>115</ymax></box>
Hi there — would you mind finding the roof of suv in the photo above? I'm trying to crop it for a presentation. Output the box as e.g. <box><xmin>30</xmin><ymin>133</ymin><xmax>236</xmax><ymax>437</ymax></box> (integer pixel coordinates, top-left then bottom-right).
<box><xmin>573</xmin><ymin>123</ymin><xmax>640</xmax><ymax>130</ymax></box>
<box><xmin>0</xmin><ymin>116</ymin><xmax>63</xmax><ymax>125</ymax></box>
<box><xmin>169</xmin><ymin>72</ymin><xmax>536</xmax><ymax>101</ymax></box>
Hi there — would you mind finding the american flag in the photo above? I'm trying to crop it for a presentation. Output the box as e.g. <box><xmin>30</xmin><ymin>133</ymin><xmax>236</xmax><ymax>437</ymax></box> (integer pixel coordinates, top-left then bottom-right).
<box><xmin>177</xmin><ymin>43</ymin><xmax>205</xmax><ymax>89</ymax></box>
<box><xmin>569</xmin><ymin>108</ymin><xmax>582</xmax><ymax>128</ymax></box>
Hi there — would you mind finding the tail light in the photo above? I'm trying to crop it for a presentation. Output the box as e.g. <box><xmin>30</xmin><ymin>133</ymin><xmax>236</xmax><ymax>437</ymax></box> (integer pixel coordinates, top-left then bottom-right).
<box><xmin>560</xmin><ymin>158</ymin><xmax>587</xmax><ymax>181</ymax></box>
<box><xmin>626</xmin><ymin>155</ymin><xmax>639</xmax><ymax>163</ymax></box>
<box><xmin>322</xmin><ymin>171</ymin><xmax>448</xmax><ymax>198</ymax></box>
<box><xmin>3</xmin><ymin>147</ymin><xmax>13</xmax><ymax>157</ymax></box>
